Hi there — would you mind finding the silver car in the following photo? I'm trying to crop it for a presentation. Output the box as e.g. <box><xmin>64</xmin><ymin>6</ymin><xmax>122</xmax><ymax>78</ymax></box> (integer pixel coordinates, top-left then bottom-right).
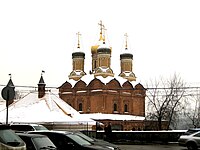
<box><xmin>178</xmin><ymin>131</ymin><xmax>200</xmax><ymax>150</ymax></box>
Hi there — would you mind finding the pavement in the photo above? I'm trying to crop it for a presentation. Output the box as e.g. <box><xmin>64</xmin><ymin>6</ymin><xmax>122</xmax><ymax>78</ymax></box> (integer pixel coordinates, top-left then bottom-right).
<box><xmin>117</xmin><ymin>144</ymin><xmax>188</xmax><ymax>150</ymax></box>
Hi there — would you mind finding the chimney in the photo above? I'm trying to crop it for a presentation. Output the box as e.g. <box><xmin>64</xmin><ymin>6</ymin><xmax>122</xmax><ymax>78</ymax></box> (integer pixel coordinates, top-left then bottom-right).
<box><xmin>38</xmin><ymin>72</ymin><xmax>46</xmax><ymax>98</ymax></box>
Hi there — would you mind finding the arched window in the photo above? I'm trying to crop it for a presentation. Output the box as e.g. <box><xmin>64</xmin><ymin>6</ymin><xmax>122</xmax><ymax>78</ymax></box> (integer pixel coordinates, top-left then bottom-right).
<box><xmin>78</xmin><ymin>103</ymin><xmax>83</xmax><ymax>111</ymax></box>
<box><xmin>114</xmin><ymin>103</ymin><xmax>117</xmax><ymax>112</ymax></box>
<box><xmin>124</xmin><ymin>104</ymin><xmax>128</xmax><ymax>112</ymax></box>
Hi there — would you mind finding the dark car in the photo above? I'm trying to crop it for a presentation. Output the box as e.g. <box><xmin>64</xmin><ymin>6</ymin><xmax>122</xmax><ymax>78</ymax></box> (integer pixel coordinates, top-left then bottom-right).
<box><xmin>74</xmin><ymin>131</ymin><xmax>120</xmax><ymax>150</ymax></box>
<box><xmin>0</xmin><ymin>125</ymin><xmax>26</xmax><ymax>150</ymax></box>
<box><xmin>28</xmin><ymin>130</ymin><xmax>111</xmax><ymax>150</ymax></box>
<box><xmin>17</xmin><ymin>133</ymin><xmax>57</xmax><ymax>150</ymax></box>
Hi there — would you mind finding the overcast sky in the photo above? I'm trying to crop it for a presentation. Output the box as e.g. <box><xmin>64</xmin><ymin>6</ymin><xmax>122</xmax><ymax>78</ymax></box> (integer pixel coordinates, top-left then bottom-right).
<box><xmin>0</xmin><ymin>0</ymin><xmax>200</xmax><ymax>88</ymax></box>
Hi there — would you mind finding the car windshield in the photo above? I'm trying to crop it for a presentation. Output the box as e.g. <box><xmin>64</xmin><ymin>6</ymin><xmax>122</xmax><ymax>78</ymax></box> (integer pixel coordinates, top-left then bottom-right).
<box><xmin>0</xmin><ymin>129</ymin><xmax>25</xmax><ymax>147</ymax></box>
<box><xmin>33</xmin><ymin>136</ymin><xmax>56</xmax><ymax>149</ymax></box>
<box><xmin>75</xmin><ymin>132</ymin><xmax>94</xmax><ymax>142</ymax></box>
<box><xmin>184</xmin><ymin>129</ymin><xmax>200</xmax><ymax>135</ymax></box>
<box><xmin>66</xmin><ymin>134</ymin><xmax>92</xmax><ymax>146</ymax></box>
<box><xmin>33</xmin><ymin>125</ymin><xmax>48</xmax><ymax>131</ymax></box>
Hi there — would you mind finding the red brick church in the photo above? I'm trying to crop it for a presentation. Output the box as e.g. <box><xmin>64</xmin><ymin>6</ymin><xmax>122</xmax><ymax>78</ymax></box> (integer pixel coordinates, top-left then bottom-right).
<box><xmin>58</xmin><ymin>21</ymin><xmax>146</xmax><ymax>130</ymax></box>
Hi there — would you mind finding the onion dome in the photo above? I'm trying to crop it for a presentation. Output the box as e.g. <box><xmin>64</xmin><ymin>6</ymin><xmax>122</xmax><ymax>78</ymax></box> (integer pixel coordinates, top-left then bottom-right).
<box><xmin>91</xmin><ymin>21</ymin><xmax>104</xmax><ymax>54</ymax></box>
<box><xmin>120</xmin><ymin>53</ymin><xmax>133</xmax><ymax>60</ymax></box>
<box><xmin>72</xmin><ymin>52</ymin><xmax>85</xmax><ymax>59</ymax></box>
<box><xmin>97</xmin><ymin>41</ymin><xmax>111</xmax><ymax>54</ymax></box>
<box><xmin>120</xmin><ymin>33</ymin><xmax>132</xmax><ymax>55</ymax></box>
<box><xmin>72</xmin><ymin>32</ymin><xmax>85</xmax><ymax>59</ymax></box>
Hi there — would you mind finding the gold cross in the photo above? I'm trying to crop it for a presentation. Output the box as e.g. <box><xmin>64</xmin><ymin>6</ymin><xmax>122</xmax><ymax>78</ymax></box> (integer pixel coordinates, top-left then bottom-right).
<box><xmin>102</xmin><ymin>25</ymin><xmax>107</xmax><ymax>42</ymax></box>
<box><xmin>98</xmin><ymin>20</ymin><xmax>103</xmax><ymax>35</ymax></box>
<box><xmin>124</xmin><ymin>33</ymin><xmax>128</xmax><ymax>49</ymax></box>
<box><xmin>76</xmin><ymin>32</ymin><xmax>81</xmax><ymax>48</ymax></box>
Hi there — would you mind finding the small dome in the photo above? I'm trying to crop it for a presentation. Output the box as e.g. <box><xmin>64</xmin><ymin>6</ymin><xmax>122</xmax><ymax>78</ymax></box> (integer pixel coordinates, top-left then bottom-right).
<box><xmin>72</xmin><ymin>52</ymin><xmax>85</xmax><ymax>59</ymax></box>
<box><xmin>74</xmin><ymin>46</ymin><xmax>83</xmax><ymax>53</ymax></box>
<box><xmin>97</xmin><ymin>42</ymin><xmax>111</xmax><ymax>54</ymax></box>
<box><xmin>120</xmin><ymin>53</ymin><xmax>133</xmax><ymax>59</ymax></box>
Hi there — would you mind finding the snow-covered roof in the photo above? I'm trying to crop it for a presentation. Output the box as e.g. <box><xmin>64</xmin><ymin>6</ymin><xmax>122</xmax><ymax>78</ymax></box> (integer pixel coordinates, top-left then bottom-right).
<box><xmin>81</xmin><ymin>113</ymin><xmax>145</xmax><ymax>121</ymax></box>
<box><xmin>0</xmin><ymin>91</ymin><xmax>96</xmax><ymax>125</ymax></box>
<box><xmin>67</xmin><ymin>74</ymin><xmax>139</xmax><ymax>88</ymax></box>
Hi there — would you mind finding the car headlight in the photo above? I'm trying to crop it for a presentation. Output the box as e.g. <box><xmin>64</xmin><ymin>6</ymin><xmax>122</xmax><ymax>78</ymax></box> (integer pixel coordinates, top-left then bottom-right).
<box><xmin>106</xmin><ymin>146</ymin><xmax>115</xmax><ymax>150</ymax></box>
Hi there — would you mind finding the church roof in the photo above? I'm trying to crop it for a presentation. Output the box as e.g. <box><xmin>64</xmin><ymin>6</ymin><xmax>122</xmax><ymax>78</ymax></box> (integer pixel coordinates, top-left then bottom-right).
<box><xmin>66</xmin><ymin>74</ymin><xmax>139</xmax><ymax>88</ymax></box>
<box><xmin>0</xmin><ymin>91</ymin><xmax>96</xmax><ymax>124</ymax></box>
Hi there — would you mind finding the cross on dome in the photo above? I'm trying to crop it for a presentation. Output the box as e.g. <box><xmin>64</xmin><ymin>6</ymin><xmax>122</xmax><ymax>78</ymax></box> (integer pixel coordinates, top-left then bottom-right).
<box><xmin>124</xmin><ymin>33</ymin><xmax>128</xmax><ymax>50</ymax></box>
<box><xmin>76</xmin><ymin>32</ymin><xmax>81</xmax><ymax>48</ymax></box>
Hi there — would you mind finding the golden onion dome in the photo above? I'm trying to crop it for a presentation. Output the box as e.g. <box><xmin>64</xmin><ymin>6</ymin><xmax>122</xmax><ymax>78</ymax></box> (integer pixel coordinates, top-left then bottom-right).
<box><xmin>91</xmin><ymin>45</ymin><xmax>99</xmax><ymax>54</ymax></box>
<box><xmin>91</xmin><ymin>34</ymin><xmax>104</xmax><ymax>54</ymax></box>
<box><xmin>91</xmin><ymin>21</ymin><xmax>112</xmax><ymax>53</ymax></box>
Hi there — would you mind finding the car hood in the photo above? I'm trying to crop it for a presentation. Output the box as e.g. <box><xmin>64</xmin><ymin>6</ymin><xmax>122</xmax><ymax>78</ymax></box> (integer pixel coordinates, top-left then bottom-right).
<box><xmin>93</xmin><ymin>139</ymin><xmax>118</xmax><ymax>148</ymax></box>
<box><xmin>83</xmin><ymin>144</ymin><xmax>110</xmax><ymax>150</ymax></box>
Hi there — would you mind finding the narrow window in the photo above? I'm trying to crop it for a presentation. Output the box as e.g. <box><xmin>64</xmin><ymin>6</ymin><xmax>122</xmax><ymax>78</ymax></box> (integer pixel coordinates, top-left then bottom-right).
<box><xmin>79</xmin><ymin>103</ymin><xmax>83</xmax><ymax>111</ymax></box>
<box><xmin>124</xmin><ymin>104</ymin><xmax>128</xmax><ymax>112</ymax></box>
<box><xmin>114</xmin><ymin>103</ymin><xmax>117</xmax><ymax>112</ymax></box>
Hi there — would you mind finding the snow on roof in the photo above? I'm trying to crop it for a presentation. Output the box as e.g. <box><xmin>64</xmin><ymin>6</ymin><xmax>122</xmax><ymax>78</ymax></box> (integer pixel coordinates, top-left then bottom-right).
<box><xmin>67</xmin><ymin>73</ymin><xmax>139</xmax><ymax>88</ymax></box>
<box><xmin>81</xmin><ymin>113</ymin><xmax>145</xmax><ymax>121</ymax></box>
<box><xmin>0</xmin><ymin>91</ymin><xmax>96</xmax><ymax>125</ymax></box>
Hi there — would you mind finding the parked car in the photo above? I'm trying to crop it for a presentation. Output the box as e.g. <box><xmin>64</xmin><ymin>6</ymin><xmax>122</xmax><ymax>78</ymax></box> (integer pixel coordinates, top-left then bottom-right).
<box><xmin>0</xmin><ymin>125</ymin><xmax>26</xmax><ymax>150</ymax></box>
<box><xmin>183</xmin><ymin>128</ymin><xmax>200</xmax><ymax>135</ymax></box>
<box><xmin>74</xmin><ymin>131</ymin><xmax>120</xmax><ymax>150</ymax></box>
<box><xmin>17</xmin><ymin>133</ymin><xmax>57</xmax><ymax>150</ymax></box>
<box><xmin>28</xmin><ymin>130</ymin><xmax>112</xmax><ymax>150</ymax></box>
<box><xmin>10</xmin><ymin>123</ymin><xmax>48</xmax><ymax>132</ymax></box>
<box><xmin>178</xmin><ymin>131</ymin><xmax>200</xmax><ymax>150</ymax></box>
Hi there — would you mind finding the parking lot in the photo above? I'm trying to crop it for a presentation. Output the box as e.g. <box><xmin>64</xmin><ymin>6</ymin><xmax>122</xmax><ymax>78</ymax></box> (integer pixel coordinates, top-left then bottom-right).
<box><xmin>117</xmin><ymin>144</ymin><xmax>188</xmax><ymax>150</ymax></box>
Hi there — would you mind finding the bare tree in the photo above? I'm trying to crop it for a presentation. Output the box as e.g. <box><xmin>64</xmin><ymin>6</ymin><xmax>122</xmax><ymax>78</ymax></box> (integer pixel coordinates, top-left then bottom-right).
<box><xmin>183</xmin><ymin>89</ymin><xmax>200</xmax><ymax>128</ymax></box>
<box><xmin>146</xmin><ymin>74</ymin><xmax>186</xmax><ymax>130</ymax></box>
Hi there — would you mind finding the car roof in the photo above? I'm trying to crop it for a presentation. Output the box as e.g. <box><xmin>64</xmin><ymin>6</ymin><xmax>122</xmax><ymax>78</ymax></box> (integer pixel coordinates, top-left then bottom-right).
<box><xmin>0</xmin><ymin>125</ymin><xmax>11</xmax><ymax>130</ymax></box>
<box><xmin>30</xmin><ymin>130</ymin><xmax>72</xmax><ymax>134</ymax></box>
<box><xmin>17</xmin><ymin>133</ymin><xmax>48</xmax><ymax>138</ymax></box>
<box><xmin>10</xmin><ymin>123</ymin><xmax>44</xmax><ymax>126</ymax></box>
<box><xmin>191</xmin><ymin>131</ymin><xmax>200</xmax><ymax>135</ymax></box>
<box><xmin>188</xmin><ymin>128</ymin><xmax>200</xmax><ymax>130</ymax></box>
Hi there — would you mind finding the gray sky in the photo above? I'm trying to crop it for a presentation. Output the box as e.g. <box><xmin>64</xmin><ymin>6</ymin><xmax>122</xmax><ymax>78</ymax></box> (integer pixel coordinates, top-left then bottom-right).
<box><xmin>0</xmin><ymin>0</ymin><xmax>200</xmax><ymax>88</ymax></box>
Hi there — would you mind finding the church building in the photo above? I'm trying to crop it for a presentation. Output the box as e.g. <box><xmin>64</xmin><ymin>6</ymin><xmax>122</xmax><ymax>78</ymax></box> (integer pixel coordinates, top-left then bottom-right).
<box><xmin>58</xmin><ymin>21</ymin><xmax>146</xmax><ymax>130</ymax></box>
